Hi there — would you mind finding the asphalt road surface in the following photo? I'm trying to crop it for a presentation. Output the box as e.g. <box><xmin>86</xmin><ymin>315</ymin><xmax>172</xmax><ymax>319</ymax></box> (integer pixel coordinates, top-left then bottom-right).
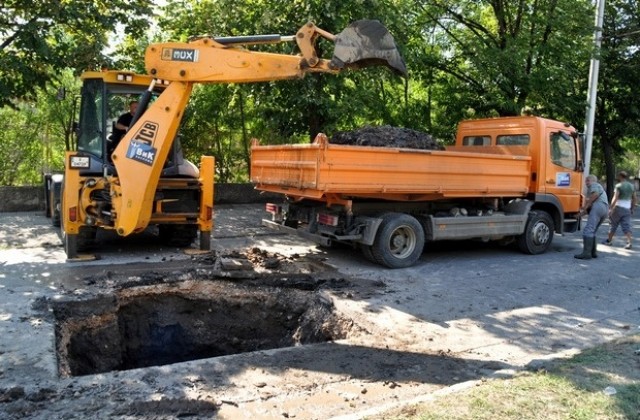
<box><xmin>0</xmin><ymin>204</ymin><xmax>638</xmax><ymax>419</ymax></box>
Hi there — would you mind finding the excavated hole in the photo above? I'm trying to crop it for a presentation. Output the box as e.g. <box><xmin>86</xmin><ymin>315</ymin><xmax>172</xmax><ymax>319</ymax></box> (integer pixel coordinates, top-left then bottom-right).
<box><xmin>53</xmin><ymin>280</ymin><xmax>352</xmax><ymax>377</ymax></box>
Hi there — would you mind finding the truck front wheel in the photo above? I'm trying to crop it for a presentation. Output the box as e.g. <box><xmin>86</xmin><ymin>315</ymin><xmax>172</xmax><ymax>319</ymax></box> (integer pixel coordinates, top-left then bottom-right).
<box><xmin>371</xmin><ymin>213</ymin><xmax>425</xmax><ymax>268</ymax></box>
<box><xmin>517</xmin><ymin>210</ymin><xmax>554</xmax><ymax>255</ymax></box>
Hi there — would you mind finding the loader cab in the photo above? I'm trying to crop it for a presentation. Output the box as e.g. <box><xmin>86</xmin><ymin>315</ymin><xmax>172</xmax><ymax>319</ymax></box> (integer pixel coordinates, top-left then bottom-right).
<box><xmin>76</xmin><ymin>71</ymin><xmax>196</xmax><ymax>177</ymax></box>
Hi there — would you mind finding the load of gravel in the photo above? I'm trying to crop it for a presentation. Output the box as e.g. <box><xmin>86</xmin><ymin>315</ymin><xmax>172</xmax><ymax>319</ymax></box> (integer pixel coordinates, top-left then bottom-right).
<box><xmin>330</xmin><ymin>125</ymin><xmax>443</xmax><ymax>150</ymax></box>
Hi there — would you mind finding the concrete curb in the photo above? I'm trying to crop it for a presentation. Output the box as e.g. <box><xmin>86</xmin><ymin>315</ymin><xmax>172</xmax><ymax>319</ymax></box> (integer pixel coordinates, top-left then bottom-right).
<box><xmin>0</xmin><ymin>183</ymin><xmax>281</xmax><ymax>212</ymax></box>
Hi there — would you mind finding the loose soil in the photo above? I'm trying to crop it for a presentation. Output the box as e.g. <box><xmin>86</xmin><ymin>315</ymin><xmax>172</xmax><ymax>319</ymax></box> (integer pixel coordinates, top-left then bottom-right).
<box><xmin>331</xmin><ymin>125</ymin><xmax>443</xmax><ymax>150</ymax></box>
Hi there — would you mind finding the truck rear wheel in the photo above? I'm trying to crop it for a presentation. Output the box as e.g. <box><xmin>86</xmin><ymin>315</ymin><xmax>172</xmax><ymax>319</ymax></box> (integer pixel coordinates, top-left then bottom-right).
<box><xmin>371</xmin><ymin>213</ymin><xmax>424</xmax><ymax>268</ymax></box>
<box><xmin>517</xmin><ymin>210</ymin><xmax>554</xmax><ymax>254</ymax></box>
<box><xmin>360</xmin><ymin>244</ymin><xmax>379</xmax><ymax>264</ymax></box>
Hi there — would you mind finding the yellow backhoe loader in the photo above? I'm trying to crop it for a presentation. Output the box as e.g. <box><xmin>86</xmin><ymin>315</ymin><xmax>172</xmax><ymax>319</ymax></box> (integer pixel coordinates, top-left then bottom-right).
<box><xmin>45</xmin><ymin>20</ymin><xmax>405</xmax><ymax>260</ymax></box>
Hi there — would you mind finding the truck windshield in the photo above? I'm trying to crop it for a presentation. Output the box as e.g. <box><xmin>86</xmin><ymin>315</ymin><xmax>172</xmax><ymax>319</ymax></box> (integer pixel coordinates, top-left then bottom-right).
<box><xmin>550</xmin><ymin>132</ymin><xmax>577</xmax><ymax>169</ymax></box>
<box><xmin>77</xmin><ymin>79</ymin><xmax>105</xmax><ymax>157</ymax></box>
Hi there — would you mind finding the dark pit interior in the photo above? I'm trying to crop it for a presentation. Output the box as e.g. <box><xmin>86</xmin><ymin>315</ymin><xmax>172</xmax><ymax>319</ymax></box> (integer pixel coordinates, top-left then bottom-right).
<box><xmin>53</xmin><ymin>280</ymin><xmax>350</xmax><ymax>377</ymax></box>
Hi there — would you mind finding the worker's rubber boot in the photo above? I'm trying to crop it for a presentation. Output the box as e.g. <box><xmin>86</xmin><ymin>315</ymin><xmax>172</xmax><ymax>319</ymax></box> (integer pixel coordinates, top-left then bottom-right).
<box><xmin>591</xmin><ymin>238</ymin><xmax>598</xmax><ymax>258</ymax></box>
<box><xmin>574</xmin><ymin>237</ymin><xmax>594</xmax><ymax>260</ymax></box>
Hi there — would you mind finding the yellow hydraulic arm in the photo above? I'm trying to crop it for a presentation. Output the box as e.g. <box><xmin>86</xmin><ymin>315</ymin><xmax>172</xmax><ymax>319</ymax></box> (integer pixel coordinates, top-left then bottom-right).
<box><xmin>110</xmin><ymin>20</ymin><xmax>405</xmax><ymax>236</ymax></box>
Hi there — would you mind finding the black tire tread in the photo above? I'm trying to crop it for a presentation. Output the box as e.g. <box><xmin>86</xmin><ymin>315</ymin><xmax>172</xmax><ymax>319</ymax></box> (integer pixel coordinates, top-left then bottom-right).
<box><xmin>517</xmin><ymin>210</ymin><xmax>554</xmax><ymax>255</ymax></box>
<box><xmin>370</xmin><ymin>212</ymin><xmax>425</xmax><ymax>269</ymax></box>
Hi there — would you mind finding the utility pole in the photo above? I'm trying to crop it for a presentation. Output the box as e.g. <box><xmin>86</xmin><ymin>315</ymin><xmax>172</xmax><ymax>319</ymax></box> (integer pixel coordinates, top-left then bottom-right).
<box><xmin>583</xmin><ymin>0</ymin><xmax>606</xmax><ymax>178</ymax></box>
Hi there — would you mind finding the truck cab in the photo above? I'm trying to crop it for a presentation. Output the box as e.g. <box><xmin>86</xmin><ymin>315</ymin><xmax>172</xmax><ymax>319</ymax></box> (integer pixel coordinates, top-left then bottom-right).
<box><xmin>454</xmin><ymin>116</ymin><xmax>583</xmax><ymax>234</ymax></box>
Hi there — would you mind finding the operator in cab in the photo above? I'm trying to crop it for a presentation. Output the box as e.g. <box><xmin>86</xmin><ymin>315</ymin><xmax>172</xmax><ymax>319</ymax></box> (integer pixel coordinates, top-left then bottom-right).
<box><xmin>108</xmin><ymin>100</ymin><xmax>138</xmax><ymax>155</ymax></box>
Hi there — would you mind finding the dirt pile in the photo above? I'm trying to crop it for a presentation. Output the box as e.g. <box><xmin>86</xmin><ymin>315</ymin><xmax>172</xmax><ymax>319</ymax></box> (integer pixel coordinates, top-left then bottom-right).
<box><xmin>330</xmin><ymin>125</ymin><xmax>443</xmax><ymax>150</ymax></box>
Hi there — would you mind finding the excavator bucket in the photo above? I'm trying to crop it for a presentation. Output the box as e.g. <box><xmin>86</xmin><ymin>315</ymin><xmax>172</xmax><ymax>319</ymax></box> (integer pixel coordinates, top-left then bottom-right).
<box><xmin>331</xmin><ymin>20</ymin><xmax>407</xmax><ymax>77</ymax></box>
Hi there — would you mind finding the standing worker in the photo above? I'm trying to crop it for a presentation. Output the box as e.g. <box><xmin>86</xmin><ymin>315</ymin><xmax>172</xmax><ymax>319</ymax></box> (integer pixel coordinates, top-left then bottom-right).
<box><xmin>575</xmin><ymin>174</ymin><xmax>609</xmax><ymax>260</ymax></box>
<box><xmin>602</xmin><ymin>171</ymin><xmax>636</xmax><ymax>249</ymax></box>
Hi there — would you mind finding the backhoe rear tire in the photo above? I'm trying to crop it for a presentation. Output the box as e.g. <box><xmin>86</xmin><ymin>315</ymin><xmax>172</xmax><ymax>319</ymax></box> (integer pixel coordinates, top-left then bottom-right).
<box><xmin>77</xmin><ymin>227</ymin><xmax>97</xmax><ymax>251</ymax></box>
<box><xmin>63</xmin><ymin>232</ymin><xmax>78</xmax><ymax>259</ymax></box>
<box><xmin>199</xmin><ymin>230</ymin><xmax>211</xmax><ymax>251</ymax></box>
<box><xmin>61</xmin><ymin>223</ymin><xmax>95</xmax><ymax>259</ymax></box>
<box><xmin>51</xmin><ymin>202</ymin><xmax>61</xmax><ymax>228</ymax></box>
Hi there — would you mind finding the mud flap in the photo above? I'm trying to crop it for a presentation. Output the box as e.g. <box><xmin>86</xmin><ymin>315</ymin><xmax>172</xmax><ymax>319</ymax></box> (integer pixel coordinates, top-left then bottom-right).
<box><xmin>331</xmin><ymin>20</ymin><xmax>407</xmax><ymax>76</ymax></box>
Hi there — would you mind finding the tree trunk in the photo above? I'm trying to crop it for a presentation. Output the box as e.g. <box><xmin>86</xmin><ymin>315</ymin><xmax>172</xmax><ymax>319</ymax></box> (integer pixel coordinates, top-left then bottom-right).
<box><xmin>307</xmin><ymin>75</ymin><xmax>326</xmax><ymax>142</ymax></box>
<box><xmin>238</xmin><ymin>88</ymin><xmax>250</xmax><ymax>177</ymax></box>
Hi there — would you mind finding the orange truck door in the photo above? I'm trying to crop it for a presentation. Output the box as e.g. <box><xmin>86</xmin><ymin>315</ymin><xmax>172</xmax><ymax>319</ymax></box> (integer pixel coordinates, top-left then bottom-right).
<box><xmin>543</xmin><ymin>128</ymin><xmax>582</xmax><ymax>212</ymax></box>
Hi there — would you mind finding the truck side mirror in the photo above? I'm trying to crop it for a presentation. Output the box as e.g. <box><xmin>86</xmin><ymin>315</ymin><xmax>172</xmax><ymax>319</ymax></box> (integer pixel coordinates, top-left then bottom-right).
<box><xmin>56</xmin><ymin>88</ymin><xmax>66</xmax><ymax>101</ymax></box>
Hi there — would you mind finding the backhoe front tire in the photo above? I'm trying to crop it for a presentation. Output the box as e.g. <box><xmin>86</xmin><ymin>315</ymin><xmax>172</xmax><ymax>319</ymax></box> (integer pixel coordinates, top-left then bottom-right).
<box><xmin>371</xmin><ymin>213</ymin><xmax>425</xmax><ymax>269</ymax></box>
<box><xmin>159</xmin><ymin>224</ymin><xmax>198</xmax><ymax>247</ymax></box>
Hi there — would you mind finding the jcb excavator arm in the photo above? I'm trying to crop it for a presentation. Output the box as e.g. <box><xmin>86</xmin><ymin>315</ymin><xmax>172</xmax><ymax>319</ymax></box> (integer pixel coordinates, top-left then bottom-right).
<box><xmin>111</xmin><ymin>20</ymin><xmax>405</xmax><ymax>237</ymax></box>
<box><xmin>146</xmin><ymin>21</ymin><xmax>407</xmax><ymax>82</ymax></box>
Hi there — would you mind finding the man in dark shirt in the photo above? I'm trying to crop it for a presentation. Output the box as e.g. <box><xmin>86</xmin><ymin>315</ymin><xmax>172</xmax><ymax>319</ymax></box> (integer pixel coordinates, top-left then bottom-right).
<box><xmin>108</xmin><ymin>101</ymin><xmax>139</xmax><ymax>154</ymax></box>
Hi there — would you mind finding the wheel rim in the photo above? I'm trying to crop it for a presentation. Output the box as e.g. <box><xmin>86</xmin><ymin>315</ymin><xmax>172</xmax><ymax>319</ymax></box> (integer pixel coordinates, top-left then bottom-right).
<box><xmin>388</xmin><ymin>224</ymin><xmax>417</xmax><ymax>259</ymax></box>
<box><xmin>531</xmin><ymin>220</ymin><xmax>550</xmax><ymax>246</ymax></box>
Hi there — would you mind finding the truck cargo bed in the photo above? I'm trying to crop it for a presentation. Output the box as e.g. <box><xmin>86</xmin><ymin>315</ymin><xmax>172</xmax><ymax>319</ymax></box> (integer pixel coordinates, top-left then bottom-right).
<box><xmin>251</xmin><ymin>135</ymin><xmax>531</xmax><ymax>201</ymax></box>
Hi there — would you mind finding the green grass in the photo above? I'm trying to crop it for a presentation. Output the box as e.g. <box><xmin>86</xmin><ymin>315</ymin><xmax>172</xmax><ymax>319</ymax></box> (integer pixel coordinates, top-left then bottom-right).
<box><xmin>372</xmin><ymin>334</ymin><xmax>640</xmax><ymax>420</ymax></box>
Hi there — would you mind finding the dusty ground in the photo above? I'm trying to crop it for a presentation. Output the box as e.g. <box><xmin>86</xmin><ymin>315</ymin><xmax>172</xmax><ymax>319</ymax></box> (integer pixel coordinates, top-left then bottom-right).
<box><xmin>0</xmin><ymin>204</ymin><xmax>639</xmax><ymax>419</ymax></box>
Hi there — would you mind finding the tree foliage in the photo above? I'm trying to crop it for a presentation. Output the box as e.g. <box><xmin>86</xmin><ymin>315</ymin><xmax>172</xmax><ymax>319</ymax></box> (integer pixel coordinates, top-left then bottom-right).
<box><xmin>592</xmin><ymin>0</ymin><xmax>640</xmax><ymax>194</ymax></box>
<box><xmin>0</xmin><ymin>0</ymin><xmax>153</xmax><ymax>108</ymax></box>
<box><xmin>0</xmin><ymin>70</ymin><xmax>79</xmax><ymax>185</ymax></box>
<box><xmin>410</xmin><ymin>0</ymin><xmax>593</xmax><ymax>137</ymax></box>
<box><xmin>0</xmin><ymin>0</ymin><xmax>639</xmax><ymax>186</ymax></box>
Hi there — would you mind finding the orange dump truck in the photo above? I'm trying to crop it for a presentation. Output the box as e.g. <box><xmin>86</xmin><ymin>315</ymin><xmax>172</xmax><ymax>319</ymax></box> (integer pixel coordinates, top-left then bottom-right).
<box><xmin>251</xmin><ymin>116</ymin><xmax>584</xmax><ymax>268</ymax></box>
